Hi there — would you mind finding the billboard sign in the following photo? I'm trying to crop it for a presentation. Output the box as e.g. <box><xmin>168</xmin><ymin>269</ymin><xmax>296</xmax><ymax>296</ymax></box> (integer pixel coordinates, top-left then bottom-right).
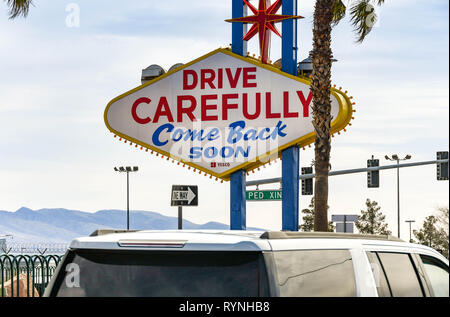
<box><xmin>105</xmin><ymin>48</ymin><xmax>353</xmax><ymax>180</ymax></box>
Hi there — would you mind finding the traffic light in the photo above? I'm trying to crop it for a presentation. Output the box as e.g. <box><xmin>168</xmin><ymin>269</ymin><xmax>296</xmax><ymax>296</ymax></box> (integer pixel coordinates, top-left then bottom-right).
<box><xmin>367</xmin><ymin>157</ymin><xmax>379</xmax><ymax>188</ymax></box>
<box><xmin>437</xmin><ymin>151</ymin><xmax>449</xmax><ymax>181</ymax></box>
<box><xmin>301</xmin><ymin>167</ymin><xmax>313</xmax><ymax>196</ymax></box>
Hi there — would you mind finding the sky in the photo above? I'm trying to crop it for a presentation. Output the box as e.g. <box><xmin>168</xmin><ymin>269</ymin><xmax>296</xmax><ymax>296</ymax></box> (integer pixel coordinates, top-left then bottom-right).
<box><xmin>0</xmin><ymin>0</ymin><xmax>448</xmax><ymax>241</ymax></box>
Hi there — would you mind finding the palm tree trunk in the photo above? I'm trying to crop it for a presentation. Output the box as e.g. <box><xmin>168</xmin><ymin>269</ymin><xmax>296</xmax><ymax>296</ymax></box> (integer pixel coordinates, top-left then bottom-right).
<box><xmin>311</xmin><ymin>0</ymin><xmax>334</xmax><ymax>232</ymax></box>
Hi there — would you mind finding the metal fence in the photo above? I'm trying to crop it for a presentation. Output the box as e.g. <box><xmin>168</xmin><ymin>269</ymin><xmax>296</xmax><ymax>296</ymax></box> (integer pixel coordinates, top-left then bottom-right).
<box><xmin>2</xmin><ymin>243</ymin><xmax>69</xmax><ymax>255</ymax></box>
<box><xmin>0</xmin><ymin>254</ymin><xmax>64</xmax><ymax>297</ymax></box>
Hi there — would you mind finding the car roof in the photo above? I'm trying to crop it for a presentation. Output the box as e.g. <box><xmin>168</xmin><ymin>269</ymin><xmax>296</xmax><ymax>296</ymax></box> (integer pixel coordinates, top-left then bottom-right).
<box><xmin>71</xmin><ymin>230</ymin><xmax>267</xmax><ymax>252</ymax></box>
<box><xmin>67</xmin><ymin>230</ymin><xmax>447</xmax><ymax>263</ymax></box>
<box><xmin>87</xmin><ymin>229</ymin><xmax>402</xmax><ymax>241</ymax></box>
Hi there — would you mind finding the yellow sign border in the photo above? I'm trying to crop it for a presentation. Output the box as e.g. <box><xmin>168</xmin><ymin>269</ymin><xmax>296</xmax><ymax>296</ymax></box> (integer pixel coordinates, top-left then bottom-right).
<box><xmin>104</xmin><ymin>48</ymin><xmax>354</xmax><ymax>181</ymax></box>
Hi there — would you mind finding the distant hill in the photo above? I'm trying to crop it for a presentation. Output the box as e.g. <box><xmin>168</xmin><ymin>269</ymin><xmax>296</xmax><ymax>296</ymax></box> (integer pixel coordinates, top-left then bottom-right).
<box><xmin>0</xmin><ymin>207</ymin><xmax>263</xmax><ymax>243</ymax></box>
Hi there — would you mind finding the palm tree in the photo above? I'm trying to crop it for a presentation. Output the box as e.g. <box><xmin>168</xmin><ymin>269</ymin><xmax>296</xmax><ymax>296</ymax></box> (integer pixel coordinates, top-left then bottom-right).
<box><xmin>312</xmin><ymin>0</ymin><xmax>385</xmax><ymax>231</ymax></box>
<box><xmin>4</xmin><ymin>0</ymin><xmax>33</xmax><ymax>19</ymax></box>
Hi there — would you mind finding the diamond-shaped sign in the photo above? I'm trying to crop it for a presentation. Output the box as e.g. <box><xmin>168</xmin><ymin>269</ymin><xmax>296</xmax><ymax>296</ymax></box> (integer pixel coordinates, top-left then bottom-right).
<box><xmin>105</xmin><ymin>48</ymin><xmax>353</xmax><ymax>180</ymax></box>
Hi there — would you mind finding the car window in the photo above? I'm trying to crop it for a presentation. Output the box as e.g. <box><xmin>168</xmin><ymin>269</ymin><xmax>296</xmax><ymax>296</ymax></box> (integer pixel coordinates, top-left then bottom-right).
<box><xmin>420</xmin><ymin>255</ymin><xmax>449</xmax><ymax>297</ymax></box>
<box><xmin>366</xmin><ymin>252</ymin><xmax>391</xmax><ymax>297</ymax></box>
<box><xmin>377</xmin><ymin>252</ymin><xmax>424</xmax><ymax>297</ymax></box>
<box><xmin>52</xmin><ymin>250</ymin><xmax>269</xmax><ymax>297</ymax></box>
<box><xmin>272</xmin><ymin>250</ymin><xmax>356</xmax><ymax>297</ymax></box>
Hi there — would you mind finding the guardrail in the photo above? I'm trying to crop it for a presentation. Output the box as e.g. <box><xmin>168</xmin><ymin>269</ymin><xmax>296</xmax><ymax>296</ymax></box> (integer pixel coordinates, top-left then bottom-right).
<box><xmin>0</xmin><ymin>254</ymin><xmax>64</xmax><ymax>297</ymax></box>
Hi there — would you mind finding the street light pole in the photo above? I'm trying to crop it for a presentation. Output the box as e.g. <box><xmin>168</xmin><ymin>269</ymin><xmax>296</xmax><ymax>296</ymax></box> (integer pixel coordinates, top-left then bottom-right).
<box><xmin>385</xmin><ymin>154</ymin><xmax>411</xmax><ymax>238</ymax></box>
<box><xmin>397</xmin><ymin>159</ymin><xmax>400</xmax><ymax>238</ymax></box>
<box><xmin>127</xmin><ymin>170</ymin><xmax>130</xmax><ymax>230</ymax></box>
<box><xmin>114</xmin><ymin>166</ymin><xmax>139</xmax><ymax>230</ymax></box>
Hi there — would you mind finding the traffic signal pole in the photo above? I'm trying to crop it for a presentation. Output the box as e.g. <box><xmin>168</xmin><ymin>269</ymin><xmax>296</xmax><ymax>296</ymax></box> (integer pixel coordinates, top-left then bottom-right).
<box><xmin>246</xmin><ymin>159</ymin><xmax>450</xmax><ymax>186</ymax></box>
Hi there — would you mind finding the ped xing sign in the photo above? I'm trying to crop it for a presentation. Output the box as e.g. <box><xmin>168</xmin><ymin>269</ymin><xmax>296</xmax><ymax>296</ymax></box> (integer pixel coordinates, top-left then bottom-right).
<box><xmin>246</xmin><ymin>190</ymin><xmax>282</xmax><ymax>201</ymax></box>
<box><xmin>105</xmin><ymin>48</ymin><xmax>353</xmax><ymax>180</ymax></box>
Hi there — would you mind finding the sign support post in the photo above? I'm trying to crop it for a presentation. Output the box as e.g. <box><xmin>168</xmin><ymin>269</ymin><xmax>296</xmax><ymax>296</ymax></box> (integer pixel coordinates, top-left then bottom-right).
<box><xmin>232</xmin><ymin>0</ymin><xmax>247</xmax><ymax>56</ymax></box>
<box><xmin>178</xmin><ymin>206</ymin><xmax>183</xmax><ymax>230</ymax></box>
<box><xmin>230</xmin><ymin>170</ymin><xmax>247</xmax><ymax>230</ymax></box>
<box><xmin>230</xmin><ymin>0</ymin><xmax>247</xmax><ymax>230</ymax></box>
<box><xmin>281</xmin><ymin>0</ymin><xmax>300</xmax><ymax>231</ymax></box>
<box><xmin>282</xmin><ymin>147</ymin><xmax>300</xmax><ymax>231</ymax></box>
<box><xmin>282</xmin><ymin>0</ymin><xmax>298</xmax><ymax>75</ymax></box>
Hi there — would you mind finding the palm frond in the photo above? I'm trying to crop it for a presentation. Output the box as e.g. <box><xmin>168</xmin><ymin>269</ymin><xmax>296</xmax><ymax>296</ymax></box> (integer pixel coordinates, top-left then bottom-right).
<box><xmin>349</xmin><ymin>0</ymin><xmax>379</xmax><ymax>43</ymax></box>
<box><xmin>5</xmin><ymin>0</ymin><xmax>33</xmax><ymax>19</ymax></box>
<box><xmin>332</xmin><ymin>0</ymin><xmax>346</xmax><ymax>26</ymax></box>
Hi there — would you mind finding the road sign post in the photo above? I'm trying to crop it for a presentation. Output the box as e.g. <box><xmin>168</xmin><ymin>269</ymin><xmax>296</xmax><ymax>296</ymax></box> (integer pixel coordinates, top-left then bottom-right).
<box><xmin>178</xmin><ymin>206</ymin><xmax>183</xmax><ymax>230</ymax></box>
<box><xmin>332</xmin><ymin>215</ymin><xmax>359</xmax><ymax>233</ymax></box>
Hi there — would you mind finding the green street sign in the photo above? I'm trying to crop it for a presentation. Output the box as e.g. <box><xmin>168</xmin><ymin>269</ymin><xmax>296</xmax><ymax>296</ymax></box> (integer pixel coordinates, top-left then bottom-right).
<box><xmin>246</xmin><ymin>190</ymin><xmax>282</xmax><ymax>201</ymax></box>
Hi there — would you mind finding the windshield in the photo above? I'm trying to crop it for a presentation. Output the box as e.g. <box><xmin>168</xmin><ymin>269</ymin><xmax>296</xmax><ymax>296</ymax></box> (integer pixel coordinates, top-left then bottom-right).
<box><xmin>51</xmin><ymin>250</ymin><xmax>269</xmax><ymax>297</ymax></box>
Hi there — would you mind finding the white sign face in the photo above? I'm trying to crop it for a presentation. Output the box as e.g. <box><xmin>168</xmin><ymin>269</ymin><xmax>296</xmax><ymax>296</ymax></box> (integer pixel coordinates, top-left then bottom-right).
<box><xmin>105</xmin><ymin>48</ymin><xmax>352</xmax><ymax>180</ymax></box>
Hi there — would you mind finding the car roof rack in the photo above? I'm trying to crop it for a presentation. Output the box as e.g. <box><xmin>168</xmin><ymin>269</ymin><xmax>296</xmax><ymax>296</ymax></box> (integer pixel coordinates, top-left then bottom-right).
<box><xmin>260</xmin><ymin>231</ymin><xmax>404</xmax><ymax>242</ymax></box>
<box><xmin>90</xmin><ymin>229</ymin><xmax>140</xmax><ymax>237</ymax></box>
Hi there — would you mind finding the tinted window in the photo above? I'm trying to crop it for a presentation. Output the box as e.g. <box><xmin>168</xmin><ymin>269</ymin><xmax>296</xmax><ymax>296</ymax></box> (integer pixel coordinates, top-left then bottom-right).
<box><xmin>366</xmin><ymin>252</ymin><xmax>391</xmax><ymax>297</ymax></box>
<box><xmin>421</xmin><ymin>256</ymin><xmax>449</xmax><ymax>297</ymax></box>
<box><xmin>377</xmin><ymin>253</ymin><xmax>423</xmax><ymax>297</ymax></box>
<box><xmin>53</xmin><ymin>250</ymin><xmax>268</xmax><ymax>297</ymax></box>
<box><xmin>272</xmin><ymin>250</ymin><xmax>356</xmax><ymax>297</ymax></box>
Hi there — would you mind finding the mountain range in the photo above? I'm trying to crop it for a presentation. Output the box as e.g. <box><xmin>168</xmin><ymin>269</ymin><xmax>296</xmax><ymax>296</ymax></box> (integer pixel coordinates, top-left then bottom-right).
<box><xmin>0</xmin><ymin>207</ymin><xmax>262</xmax><ymax>243</ymax></box>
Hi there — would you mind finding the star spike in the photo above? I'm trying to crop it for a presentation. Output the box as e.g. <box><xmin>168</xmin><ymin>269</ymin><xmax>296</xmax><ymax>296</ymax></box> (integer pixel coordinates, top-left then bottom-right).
<box><xmin>243</xmin><ymin>24</ymin><xmax>259</xmax><ymax>41</ymax></box>
<box><xmin>226</xmin><ymin>0</ymin><xmax>303</xmax><ymax>64</ymax></box>
<box><xmin>266</xmin><ymin>22</ymin><xmax>281</xmax><ymax>38</ymax></box>
<box><xmin>243</xmin><ymin>0</ymin><xmax>258</xmax><ymax>15</ymax></box>
<box><xmin>267</xmin><ymin>0</ymin><xmax>282</xmax><ymax>14</ymax></box>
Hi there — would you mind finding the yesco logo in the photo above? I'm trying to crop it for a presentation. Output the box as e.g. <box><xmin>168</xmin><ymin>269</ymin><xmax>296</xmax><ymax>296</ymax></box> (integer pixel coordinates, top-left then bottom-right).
<box><xmin>105</xmin><ymin>49</ymin><xmax>353</xmax><ymax>180</ymax></box>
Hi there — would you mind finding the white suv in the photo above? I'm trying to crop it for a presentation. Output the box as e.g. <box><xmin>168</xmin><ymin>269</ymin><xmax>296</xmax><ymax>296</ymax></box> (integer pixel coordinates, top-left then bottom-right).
<box><xmin>44</xmin><ymin>230</ymin><xmax>449</xmax><ymax>297</ymax></box>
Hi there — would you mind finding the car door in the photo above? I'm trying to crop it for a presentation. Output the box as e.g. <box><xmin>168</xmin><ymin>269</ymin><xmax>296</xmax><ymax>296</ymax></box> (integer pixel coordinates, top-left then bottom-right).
<box><xmin>366</xmin><ymin>251</ymin><xmax>426</xmax><ymax>297</ymax></box>
<box><xmin>416</xmin><ymin>254</ymin><xmax>449</xmax><ymax>297</ymax></box>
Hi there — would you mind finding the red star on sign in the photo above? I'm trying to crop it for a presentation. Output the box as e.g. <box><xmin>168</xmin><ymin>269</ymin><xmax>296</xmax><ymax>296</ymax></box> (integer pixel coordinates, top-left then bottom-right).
<box><xmin>226</xmin><ymin>0</ymin><xmax>303</xmax><ymax>64</ymax></box>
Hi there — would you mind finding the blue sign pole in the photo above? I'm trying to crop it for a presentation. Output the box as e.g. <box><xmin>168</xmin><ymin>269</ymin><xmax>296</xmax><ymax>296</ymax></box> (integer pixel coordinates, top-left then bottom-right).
<box><xmin>282</xmin><ymin>147</ymin><xmax>299</xmax><ymax>231</ymax></box>
<box><xmin>230</xmin><ymin>170</ymin><xmax>247</xmax><ymax>230</ymax></box>
<box><xmin>230</xmin><ymin>0</ymin><xmax>247</xmax><ymax>230</ymax></box>
<box><xmin>232</xmin><ymin>0</ymin><xmax>247</xmax><ymax>56</ymax></box>
<box><xmin>281</xmin><ymin>0</ymin><xmax>300</xmax><ymax>231</ymax></box>
<box><xmin>282</xmin><ymin>0</ymin><xmax>298</xmax><ymax>75</ymax></box>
